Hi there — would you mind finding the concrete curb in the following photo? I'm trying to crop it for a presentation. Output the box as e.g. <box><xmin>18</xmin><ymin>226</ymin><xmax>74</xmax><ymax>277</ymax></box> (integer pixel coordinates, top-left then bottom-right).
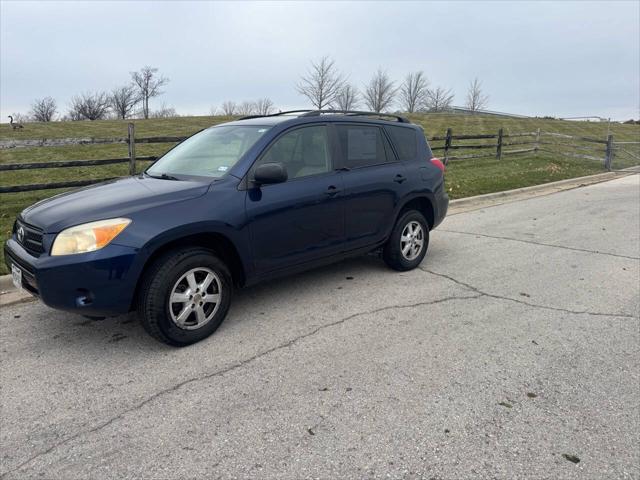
<box><xmin>0</xmin><ymin>289</ymin><xmax>35</xmax><ymax>307</ymax></box>
<box><xmin>447</xmin><ymin>170</ymin><xmax>635</xmax><ymax>215</ymax></box>
<box><xmin>1</xmin><ymin>169</ymin><xmax>637</xmax><ymax>308</ymax></box>
<box><xmin>449</xmin><ymin>171</ymin><xmax>630</xmax><ymax>208</ymax></box>
<box><xmin>0</xmin><ymin>274</ymin><xmax>14</xmax><ymax>292</ymax></box>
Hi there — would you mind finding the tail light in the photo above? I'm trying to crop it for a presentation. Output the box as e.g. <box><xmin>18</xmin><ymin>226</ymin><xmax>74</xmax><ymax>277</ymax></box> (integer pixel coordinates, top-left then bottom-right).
<box><xmin>430</xmin><ymin>157</ymin><xmax>445</xmax><ymax>173</ymax></box>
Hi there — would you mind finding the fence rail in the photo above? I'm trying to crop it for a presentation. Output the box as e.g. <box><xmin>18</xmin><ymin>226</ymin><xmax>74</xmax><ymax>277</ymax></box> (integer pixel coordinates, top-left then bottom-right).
<box><xmin>1</xmin><ymin>178</ymin><xmax>120</xmax><ymax>194</ymax></box>
<box><xmin>0</xmin><ymin>122</ymin><xmax>627</xmax><ymax>194</ymax></box>
<box><xmin>0</xmin><ymin>137</ymin><xmax>129</xmax><ymax>149</ymax></box>
<box><xmin>0</xmin><ymin>156</ymin><xmax>158</xmax><ymax>172</ymax></box>
<box><xmin>0</xmin><ymin>135</ymin><xmax>188</xmax><ymax>150</ymax></box>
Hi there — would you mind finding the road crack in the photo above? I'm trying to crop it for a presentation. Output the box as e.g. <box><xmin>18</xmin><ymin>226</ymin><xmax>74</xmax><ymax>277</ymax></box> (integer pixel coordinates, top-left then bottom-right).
<box><xmin>439</xmin><ymin>229</ymin><xmax>640</xmax><ymax>261</ymax></box>
<box><xmin>420</xmin><ymin>267</ymin><xmax>638</xmax><ymax>319</ymax></box>
<box><xmin>1</xmin><ymin>293</ymin><xmax>481</xmax><ymax>478</ymax></box>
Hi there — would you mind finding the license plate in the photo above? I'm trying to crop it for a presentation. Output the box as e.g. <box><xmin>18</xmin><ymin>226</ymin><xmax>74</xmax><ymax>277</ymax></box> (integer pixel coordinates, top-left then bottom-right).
<box><xmin>11</xmin><ymin>264</ymin><xmax>22</xmax><ymax>291</ymax></box>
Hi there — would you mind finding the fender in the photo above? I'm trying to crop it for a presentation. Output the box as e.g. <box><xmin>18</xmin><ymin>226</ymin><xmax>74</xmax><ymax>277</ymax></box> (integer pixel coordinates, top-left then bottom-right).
<box><xmin>385</xmin><ymin>190</ymin><xmax>437</xmax><ymax>238</ymax></box>
<box><xmin>131</xmin><ymin>220</ymin><xmax>253</xmax><ymax>284</ymax></box>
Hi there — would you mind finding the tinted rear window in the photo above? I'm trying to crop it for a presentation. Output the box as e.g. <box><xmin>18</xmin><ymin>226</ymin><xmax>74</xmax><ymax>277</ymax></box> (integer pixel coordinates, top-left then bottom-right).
<box><xmin>386</xmin><ymin>126</ymin><xmax>418</xmax><ymax>161</ymax></box>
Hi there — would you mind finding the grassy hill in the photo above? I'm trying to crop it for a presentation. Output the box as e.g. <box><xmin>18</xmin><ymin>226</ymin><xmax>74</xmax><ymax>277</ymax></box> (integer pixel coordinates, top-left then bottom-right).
<box><xmin>1</xmin><ymin>113</ymin><xmax>638</xmax><ymax>274</ymax></box>
<box><xmin>2</xmin><ymin>113</ymin><xmax>638</xmax><ymax>141</ymax></box>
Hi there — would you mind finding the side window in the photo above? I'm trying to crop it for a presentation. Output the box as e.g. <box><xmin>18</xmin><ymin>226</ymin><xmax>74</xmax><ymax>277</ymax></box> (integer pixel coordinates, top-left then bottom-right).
<box><xmin>336</xmin><ymin>125</ymin><xmax>392</xmax><ymax>168</ymax></box>
<box><xmin>256</xmin><ymin>125</ymin><xmax>331</xmax><ymax>179</ymax></box>
<box><xmin>385</xmin><ymin>126</ymin><xmax>418</xmax><ymax>161</ymax></box>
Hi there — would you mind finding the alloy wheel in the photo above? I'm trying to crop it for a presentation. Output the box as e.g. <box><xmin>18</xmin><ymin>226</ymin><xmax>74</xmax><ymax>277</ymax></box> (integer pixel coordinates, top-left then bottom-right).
<box><xmin>168</xmin><ymin>267</ymin><xmax>222</xmax><ymax>330</ymax></box>
<box><xmin>400</xmin><ymin>221</ymin><xmax>425</xmax><ymax>261</ymax></box>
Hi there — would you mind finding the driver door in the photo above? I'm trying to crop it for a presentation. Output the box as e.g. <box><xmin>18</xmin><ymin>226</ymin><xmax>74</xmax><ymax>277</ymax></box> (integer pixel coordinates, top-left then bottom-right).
<box><xmin>245</xmin><ymin>125</ymin><xmax>345</xmax><ymax>273</ymax></box>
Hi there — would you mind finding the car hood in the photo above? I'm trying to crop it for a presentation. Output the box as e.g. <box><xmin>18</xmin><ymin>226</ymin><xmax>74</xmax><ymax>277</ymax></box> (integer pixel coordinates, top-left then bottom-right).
<box><xmin>20</xmin><ymin>175</ymin><xmax>211</xmax><ymax>233</ymax></box>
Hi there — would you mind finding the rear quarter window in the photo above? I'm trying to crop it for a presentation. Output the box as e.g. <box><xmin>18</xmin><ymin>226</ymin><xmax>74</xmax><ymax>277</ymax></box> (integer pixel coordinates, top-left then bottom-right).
<box><xmin>336</xmin><ymin>125</ymin><xmax>392</xmax><ymax>168</ymax></box>
<box><xmin>386</xmin><ymin>126</ymin><xmax>418</xmax><ymax>161</ymax></box>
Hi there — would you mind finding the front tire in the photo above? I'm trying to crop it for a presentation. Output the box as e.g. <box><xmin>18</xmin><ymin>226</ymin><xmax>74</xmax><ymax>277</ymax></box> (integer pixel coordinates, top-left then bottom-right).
<box><xmin>137</xmin><ymin>247</ymin><xmax>233</xmax><ymax>346</ymax></box>
<box><xmin>383</xmin><ymin>210</ymin><xmax>429</xmax><ymax>271</ymax></box>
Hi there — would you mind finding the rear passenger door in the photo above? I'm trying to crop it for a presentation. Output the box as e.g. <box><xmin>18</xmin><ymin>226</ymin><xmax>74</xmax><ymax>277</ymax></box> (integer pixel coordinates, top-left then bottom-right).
<box><xmin>335</xmin><ymin>123</ymin><xmax>409</xmax><ymax>251</ymax></box>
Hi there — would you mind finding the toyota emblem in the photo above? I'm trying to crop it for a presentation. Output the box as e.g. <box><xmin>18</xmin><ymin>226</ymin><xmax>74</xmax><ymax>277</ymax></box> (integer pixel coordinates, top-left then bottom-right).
<box><xmin>17</xmin><ymin>226</ymin><xmax>25</xmax><ymax>243</ymax></box>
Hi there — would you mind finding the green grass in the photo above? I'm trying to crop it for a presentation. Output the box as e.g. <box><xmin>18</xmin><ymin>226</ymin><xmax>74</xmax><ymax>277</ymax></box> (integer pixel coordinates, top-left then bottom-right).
<box><xmin>0</xmin><ymin>116</ymin><xmax>235</xmax><ymax>141</ymax></box>
<box><xmin>407</xmin><ymin>113</ymin><xmax>640</xmax><ymax>141</ymax></box>
<box><xmin>3</xmin><ymin>113</ymin><xmax>638</xmax><ymax>142</ymax></box>
<box><xmin>445</xmin><ymin>152</ymin><xmax>602</xmax><ymax>199</ymax></box>
<box><xmin>1</xmin><ymin>113</ymin><xmax>638</xmax><ymax>274</ymax></box>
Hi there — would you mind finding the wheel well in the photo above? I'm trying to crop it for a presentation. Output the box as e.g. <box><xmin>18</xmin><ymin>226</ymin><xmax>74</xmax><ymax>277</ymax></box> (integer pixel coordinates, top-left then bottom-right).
<box><xmin>399</xmin><ymin>197</ymin><xmax>434</xmax><ymax>230</ymax></box>
<box><xmin>131</xmin><ymin>233</ymin><xmax>246</xmax><ymax>311</ymax></box>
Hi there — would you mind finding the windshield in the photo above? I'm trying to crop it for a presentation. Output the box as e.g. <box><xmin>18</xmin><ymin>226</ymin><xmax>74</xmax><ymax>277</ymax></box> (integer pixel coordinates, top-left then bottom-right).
<box><xmin>147</xmin><ymin>125</ymin><xmax>270</xmax><ymax>178</ymax></box>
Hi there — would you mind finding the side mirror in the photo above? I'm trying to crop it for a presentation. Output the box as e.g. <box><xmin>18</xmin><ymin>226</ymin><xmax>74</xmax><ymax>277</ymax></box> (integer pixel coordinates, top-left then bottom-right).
<box><xmin>254</xmin><ymin>162</ymin><xmax>288</xmax><ymax>185</ymax></box>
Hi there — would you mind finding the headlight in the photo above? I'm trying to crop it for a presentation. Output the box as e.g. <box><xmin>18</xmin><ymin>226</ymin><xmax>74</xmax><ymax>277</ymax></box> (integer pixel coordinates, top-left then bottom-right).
<box><xmin>51</xmin><ymin>218</ymin><xmax>131</xmax><ymax>256</ymax></box>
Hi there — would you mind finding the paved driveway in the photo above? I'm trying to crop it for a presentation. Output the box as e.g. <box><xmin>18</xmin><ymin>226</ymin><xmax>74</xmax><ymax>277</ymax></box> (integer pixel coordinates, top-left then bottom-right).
<box><xmin>1</xmin><ymin>175</ymin><xmax>638</xmax><ymax>479</ymax></box>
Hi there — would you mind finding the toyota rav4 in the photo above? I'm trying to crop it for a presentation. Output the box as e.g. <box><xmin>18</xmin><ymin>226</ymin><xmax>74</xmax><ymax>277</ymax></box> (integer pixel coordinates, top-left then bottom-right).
<box><xmin>5</xmin><ymin>110</ymin><xmax>448</xmax><ymax>346</ymax></box>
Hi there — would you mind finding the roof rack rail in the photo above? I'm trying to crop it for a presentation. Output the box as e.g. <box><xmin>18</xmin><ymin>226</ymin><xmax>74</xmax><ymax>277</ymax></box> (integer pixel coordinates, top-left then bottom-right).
<box><xmin>239</xmin><ymin>109</ymin><xmax>410</xmax><ymax>123</ymax></box>
<box><xmin>299</xmin><ymin>110</ymin><xmax>410</xmax><ymax>123</ymax></box>
<box><xmin>239</xmin><ymin>110</ymin><xmax>314</xmax><ymax>120</ymax></box>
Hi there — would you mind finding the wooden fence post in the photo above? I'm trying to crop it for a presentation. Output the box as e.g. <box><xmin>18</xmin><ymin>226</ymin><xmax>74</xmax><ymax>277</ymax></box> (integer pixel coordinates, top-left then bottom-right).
<box><xmin>496</xmin><ymin>128</ymin><xmax>503</xmax><ymax>160</ymax></box>
<box><xmin>604</xmin><ymin>134</ymin><xmax>614</xmax><ymax>171</ymax></box>
<box><xmin>534</xmin><ymin>128</ymin><xmax>541</xmax><ymax>156</ymax></box>
<box><xmin>128</xmin><ymin>123</ymin><xmax>136</xmax><ymax>175</ymax></box>
<box><xmin>443</xmin><ymin>128</ymin><xmax>452</xmax><ymax>164</ymax></box>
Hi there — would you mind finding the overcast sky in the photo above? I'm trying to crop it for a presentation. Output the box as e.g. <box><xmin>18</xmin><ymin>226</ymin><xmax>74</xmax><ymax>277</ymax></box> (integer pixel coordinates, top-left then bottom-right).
<box><xmin>1</xmin><ymin>0</ymin><xmax>639</xmax><ymax>121</ymax></box>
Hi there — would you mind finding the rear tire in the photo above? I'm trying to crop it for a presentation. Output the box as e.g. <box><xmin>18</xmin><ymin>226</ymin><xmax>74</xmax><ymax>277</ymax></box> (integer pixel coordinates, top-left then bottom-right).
<box><xmin>383</xmin><ymin>210</ymin><xmax>429</xmax><ymax>271</ymax></box>
<box><xmin>137</xmin><ymin>247</ymin><xmax>232</xmax><ymax>346</ymax></box>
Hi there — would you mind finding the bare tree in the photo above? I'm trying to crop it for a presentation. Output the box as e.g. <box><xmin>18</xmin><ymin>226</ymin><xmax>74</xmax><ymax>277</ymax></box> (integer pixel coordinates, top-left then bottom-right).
<box><xmin>221</xmin><ymin>101</ymin><xmax>237</xmax><ymax>116</ymax></box>
<box><xmin>109</xmin><ymin>85</ymin><xmax>138</xmax><ymax>119</ymax></box>
<box><xmin>68</xmin><ymin>92</ymin><xmax>110</xmax><ymax>120</ymax></box>
<box><xmin>465</xmin><ymin>77</ymin><xmax>489</xmax><ymax>112</ymax></box>
<box><xmin>254</xmin><ymin>98</ymin><xmax>275</xmax><ymax>115</ymax></box>
<box><xmin>296</xmin><ymin>56</ymin><xmax>345</xmax><ymax>109</ymax></box>
<box><xmin>150</xmin><ymin>103</ymin><xmax>178</xmax><ymax>118</ymax></box>
<box><xmin>399</xmin><ymin>72</ymin><xmax>429</xmax><ymax>113</ymax></box>
<box><xmin>30</xmin><ymin>97</ymin><xmax>57</xmax><ymax>122</ymax></box>
<box><xmin>363</xmin><ymin>69</ymin><xmax>396</xmax><ymax>113</ymax></box>
<box><xmin>130</xmin><ymin>66</ymin><xmax>169</xmax><ymax>119</ymax></box>
<box><xmin>332</xmin><ymin>84</ymin><xmax>359</xmax><ymax>110</ymax></box>
<box><xmin>64</xmin><ymin>110</ymin><xmax>83</xmax><ymax>122</ymax></box>
<box><xmin>425</xmin><ymin>86</ymin><xmax>455</xmax><ymax>112</ymax></box>
<box><xmin>103</xmin><ymin>110</ymin><xmax>119</xmax><ymax>120</ymax></box>
<box><xmin>209</xmin><ymin>105</ymin><xmax>218</xmax><ymax>116</ymax></box>
<box><xmin>237</xmin><ymin>101</ymin><xmax>256</xmax><ymax>116</ymax></box>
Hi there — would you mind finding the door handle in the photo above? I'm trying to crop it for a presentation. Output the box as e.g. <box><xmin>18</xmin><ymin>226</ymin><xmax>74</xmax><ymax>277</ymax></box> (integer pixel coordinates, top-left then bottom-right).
<box><xmin>394</xmin><ymin>174</ymin><xmax>407</xmax><ymax>184</ymax></box>
<box><xmin>326</xmin><ymin>185</ymin><xmax>341</xmax><ymax>196</ymax></box>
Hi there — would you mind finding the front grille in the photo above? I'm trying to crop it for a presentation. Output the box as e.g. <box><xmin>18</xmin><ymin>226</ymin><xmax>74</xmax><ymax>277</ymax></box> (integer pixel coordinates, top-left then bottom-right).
<box><xmin>14</xmin><ymin>218</ymin><xmax>45</xmax><ymax>257</ymax></box>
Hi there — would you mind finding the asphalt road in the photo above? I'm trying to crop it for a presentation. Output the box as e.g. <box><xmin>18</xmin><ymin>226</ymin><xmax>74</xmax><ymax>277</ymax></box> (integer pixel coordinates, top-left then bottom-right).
<box><xmin>1</xmin><ymin>175</ymin><xmax>639</xmax><ymax>480</ymax></box>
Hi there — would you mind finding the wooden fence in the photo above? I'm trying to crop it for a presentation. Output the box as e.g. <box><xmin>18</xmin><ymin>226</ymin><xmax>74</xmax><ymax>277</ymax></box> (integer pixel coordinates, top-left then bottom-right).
<box><xmin>428</xmin><ymin>128</ymin><xmax>624</xmax><ymax>173</ymax></box>
<box><xmin>0</xmin><ymin>123</ymin><xmax>625</xmax><ymax>194</ymax></box>
<box><xmin>0</xmin><ymin>123</ymin><xmax>179</xmax><ymax>193</ymax></box>
<box><xmin>612</xmin><ymin>141</ymin><xmax>640</xmax><ymax>167</ymax></box>
<box><xmin>431</xmin><ymin>128</ymin><xmax>538</xmax><ymax>162</ymax></box>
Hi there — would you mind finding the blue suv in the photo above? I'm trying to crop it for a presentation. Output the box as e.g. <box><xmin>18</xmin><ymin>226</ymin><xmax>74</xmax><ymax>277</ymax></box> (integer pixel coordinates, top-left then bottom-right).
<box><xmin>5</xmin><ymin>110</ymin><xmax>448</xmax><ymax>346</ymax></box>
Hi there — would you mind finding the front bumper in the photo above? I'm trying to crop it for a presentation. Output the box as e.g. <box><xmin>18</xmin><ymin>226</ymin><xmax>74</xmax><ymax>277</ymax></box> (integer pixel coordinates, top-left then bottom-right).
<box><xmin>4</xmin><ymin>237</ymin><xmax>141</xmax><ymax>316</ymax></box>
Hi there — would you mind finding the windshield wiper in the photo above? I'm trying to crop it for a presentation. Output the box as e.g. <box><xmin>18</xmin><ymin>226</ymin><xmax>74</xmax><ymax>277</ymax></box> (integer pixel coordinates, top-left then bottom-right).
<box><xmin>145</xmin><ymin>172</ymin><xmax>180</xmax><ymax>181</ymax></box>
